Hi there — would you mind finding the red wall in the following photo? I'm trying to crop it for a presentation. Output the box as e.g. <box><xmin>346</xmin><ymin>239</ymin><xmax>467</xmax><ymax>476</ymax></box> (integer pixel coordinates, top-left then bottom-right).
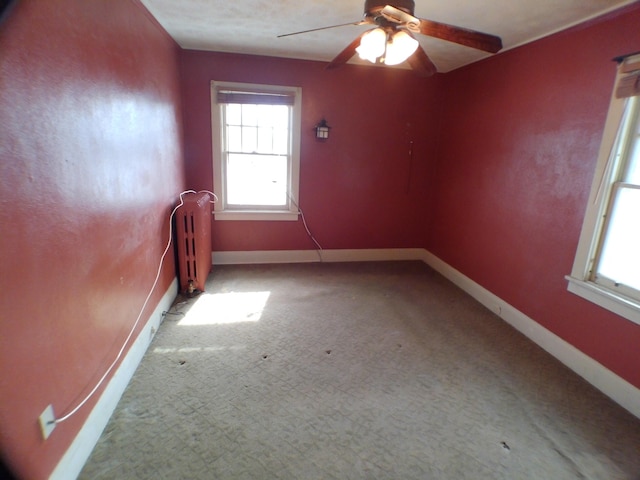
<box><xmin>2</xmin><ymin>1</ymin><xmax>639</xmax><ymax>478</ymax></box>
<box><xmin>428</xmin><ymin>4</ymin><xmax>640</xmax><ymax>388</ymax></box>
<box><xmin>0</xmin><ymin>1</ymin><xmax>185</xmax><ymax>478</ymax></box>
<box><xmin>180</xmin><ymin>51</ymin><xmax>443</xmax><ymax>252</ymax></box>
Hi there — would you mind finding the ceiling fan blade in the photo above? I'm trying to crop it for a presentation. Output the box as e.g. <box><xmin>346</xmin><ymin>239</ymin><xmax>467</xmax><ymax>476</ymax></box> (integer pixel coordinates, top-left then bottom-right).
<box><xmin>326</xmin><ymin>33</ymin><xmax>365</xmax><ymax>70</ymax></box>
<box><xmin>406</xmin><ymin>45</ymin><xmax>437</xmax><ymax>77</ymax></box>
<box><xmin>418</xmin><ymin>19</ymin><xmax>502</xmax><ymax>53</ymax></box>
<box><xmin>277</xmin><ymin>21</ymin><xmax>367</xmax><ymax>38</ymax></box>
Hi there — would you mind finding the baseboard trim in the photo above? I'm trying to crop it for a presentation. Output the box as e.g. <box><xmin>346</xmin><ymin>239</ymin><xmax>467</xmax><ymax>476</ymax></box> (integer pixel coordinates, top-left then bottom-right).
<box><xmin>49</xmin><ymin>278</ymin><xmax>178</xmax><ymax>480</ymax></box>
<box><xmin>212</xmin><ymin>248</ymin><xmax>427</xmax><ymax>265</ymax></box>
<box><xmin>420</xmin><ymin>249</ymin><xmax>640</xmax><ymax>419</ymax></box>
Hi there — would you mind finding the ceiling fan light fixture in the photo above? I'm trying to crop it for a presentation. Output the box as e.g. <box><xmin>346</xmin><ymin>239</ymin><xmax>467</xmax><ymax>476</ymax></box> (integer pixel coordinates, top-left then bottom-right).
<box><xmin>356</xmin><ymin>27</ymin><xmax>386</xmax><ymax>63</ymax></box>
<box><xmin>383</xmin><ymin>30</ymin><xmax>419</xmax><ymax>65</ymax></box>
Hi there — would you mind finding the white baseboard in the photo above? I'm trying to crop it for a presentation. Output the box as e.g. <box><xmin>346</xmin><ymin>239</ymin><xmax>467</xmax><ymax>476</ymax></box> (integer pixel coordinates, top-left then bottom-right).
<box><xmin>212</xmin><ymin>248</ymin><xmax>427</xmax><ymax>265</ymax></box>
<box><xmin>49</xmin><ymin>278</ymin><xmax>178</xmax><ymax>480</ymax></box>
<box><xmin>420</xmin><ymin>249</ymin><xmax>640</xmax><ymax>419</ymax></box>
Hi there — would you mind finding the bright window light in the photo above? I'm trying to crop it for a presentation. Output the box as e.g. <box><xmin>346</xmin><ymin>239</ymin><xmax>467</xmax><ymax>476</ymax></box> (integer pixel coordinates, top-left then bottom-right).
<box><xmin>211</xmin><ymin>81</ymin><xmax>302</xmax><ymax>220</ymax></box>
<box><xmin>596</xmin><ymin>186</ymin><xmax>640</xmax><ymax>291</ymax></box>
<box><xmin>178</xmin><ymin>291</ymin><xmax>271</xmax><ymax>326</ymax></box>
<box><xmin>227</xmin><ymin>153</ymin><xmax>287</xmax><ymax>206</ymax></box>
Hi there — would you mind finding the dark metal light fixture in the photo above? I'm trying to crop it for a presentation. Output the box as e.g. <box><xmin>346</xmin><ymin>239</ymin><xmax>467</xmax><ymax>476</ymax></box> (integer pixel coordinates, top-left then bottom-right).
<box><xmin>315</xmin><ymin>119</ymin><xmax>331</xmax><ymax>139</ymax></box>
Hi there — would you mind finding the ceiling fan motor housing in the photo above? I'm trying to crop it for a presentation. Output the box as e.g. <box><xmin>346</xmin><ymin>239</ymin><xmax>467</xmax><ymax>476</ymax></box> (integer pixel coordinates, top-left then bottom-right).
<box><xmin>364</xmin><ymin>0</ymin><xmax>415</xmax><ymax>16</ymax></box>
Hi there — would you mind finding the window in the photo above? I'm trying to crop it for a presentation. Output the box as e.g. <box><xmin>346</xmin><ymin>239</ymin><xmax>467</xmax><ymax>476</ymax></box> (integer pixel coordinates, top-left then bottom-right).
<box><xmin>211</xmin><ymin>81</ymin><xmax>302</xmax><ymax>221</ymax></box>
<box><xmin>567</xmin><ymin>53</ymin><xmax>640</xmax><ymax>325</ymax></box>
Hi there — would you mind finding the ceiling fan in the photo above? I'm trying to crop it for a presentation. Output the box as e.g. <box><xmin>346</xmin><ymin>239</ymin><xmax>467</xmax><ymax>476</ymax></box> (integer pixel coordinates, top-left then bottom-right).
<box><xmin>278</xmin><ymin>0</ymin><xmax>503</xmax><ymax>77</ymax></box>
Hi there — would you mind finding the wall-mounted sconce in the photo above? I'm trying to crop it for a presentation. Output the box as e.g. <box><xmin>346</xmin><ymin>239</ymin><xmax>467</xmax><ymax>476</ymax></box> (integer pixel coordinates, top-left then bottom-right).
<box><xmin>315</xmin><ymin>119</ymin><xmax>331</xmax><ymax>140</ymax></box>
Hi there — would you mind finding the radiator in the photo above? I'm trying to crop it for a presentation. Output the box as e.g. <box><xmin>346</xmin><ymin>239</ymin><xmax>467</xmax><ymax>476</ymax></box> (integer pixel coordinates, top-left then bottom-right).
<box><xmin>175</xmin><ymin>192</ymin><xmax>212</xmax><ymax>294</ymax></box>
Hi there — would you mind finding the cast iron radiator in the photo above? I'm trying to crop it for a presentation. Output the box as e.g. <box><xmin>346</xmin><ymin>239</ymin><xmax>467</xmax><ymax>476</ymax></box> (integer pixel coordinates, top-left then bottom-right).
<box><xmin>175</xmin><ymin>192</ymin><xmax>212</xmax><ymax>294</ymax></box>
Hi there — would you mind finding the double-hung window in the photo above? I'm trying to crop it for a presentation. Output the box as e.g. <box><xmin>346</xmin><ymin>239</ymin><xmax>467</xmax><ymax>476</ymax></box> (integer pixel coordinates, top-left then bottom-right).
<box><xmin>211</xmin><ymin>81</ymin><xmax>302</xmax><ymax>221</ymax></box>
<box><xmin>567</xmin><ymin>53</ymin><xmax>640</xmax><ymax>325</ymax></box>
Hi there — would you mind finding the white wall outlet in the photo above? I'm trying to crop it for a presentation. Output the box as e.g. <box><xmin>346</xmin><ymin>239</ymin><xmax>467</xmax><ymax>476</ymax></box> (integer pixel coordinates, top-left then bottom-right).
<box><xmin>39</xmin><ymin>404</ymin><xmax>56</xmax><ymax>440</ymax></box>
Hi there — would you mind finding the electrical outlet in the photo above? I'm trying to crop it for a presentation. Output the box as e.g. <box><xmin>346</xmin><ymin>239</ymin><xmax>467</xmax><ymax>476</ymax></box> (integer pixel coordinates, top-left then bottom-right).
<box><xmin>39</xmin><ymin>404</ymin><xmax>56</xmax><ymax>440</ymax></box>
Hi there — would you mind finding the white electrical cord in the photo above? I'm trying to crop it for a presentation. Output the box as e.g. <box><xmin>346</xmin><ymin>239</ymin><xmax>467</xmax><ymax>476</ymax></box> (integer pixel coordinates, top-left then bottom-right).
<box><xmin>288</xmin><ymin>193</ymin><xmax>323</xmax><ymax>261</ymax></box>
<box><xmin>54</xmin><ymin>189</ymin><xmax>217</xmax><ymax>424</ymax></box>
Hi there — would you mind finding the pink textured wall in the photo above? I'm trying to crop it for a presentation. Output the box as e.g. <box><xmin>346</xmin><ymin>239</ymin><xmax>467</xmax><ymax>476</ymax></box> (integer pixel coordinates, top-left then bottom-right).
<box><xmin>0</xmin><ymin>1</ymin><xmax>185</xmax><ymax>478</ymax></box>
<box><xmin>180</xmin><ymin>51</ymin><xmax>443</xmax><ymax>252</ymax></box>
<box><xmin>428</xmin><ymin>4</ymin><xmax>640</xmax><ymax>388</ymax></box>
<box><xmin>2</xmin><ymin>1</ymin><xmax>639</xmax><ymax>477</ymax></box>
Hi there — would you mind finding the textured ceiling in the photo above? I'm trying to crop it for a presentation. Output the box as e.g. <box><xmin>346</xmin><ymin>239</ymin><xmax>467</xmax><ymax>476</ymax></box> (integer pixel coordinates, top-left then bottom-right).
<box><xmin>140</xmin><ymin>0</ymin><xmax>637</xmax><ymax>73</ymax></box>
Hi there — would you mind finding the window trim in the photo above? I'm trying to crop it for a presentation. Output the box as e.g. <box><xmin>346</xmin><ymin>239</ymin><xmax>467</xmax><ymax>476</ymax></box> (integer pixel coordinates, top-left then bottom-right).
<box><xmin>210</xmin><ymin>80</ymin><xmax>302</xmax><ymax>221</ymax></box>
<box><xmin>566</xmin><ymin>56</ymin><xmax>640</xmax><ymax>325</ymax></box>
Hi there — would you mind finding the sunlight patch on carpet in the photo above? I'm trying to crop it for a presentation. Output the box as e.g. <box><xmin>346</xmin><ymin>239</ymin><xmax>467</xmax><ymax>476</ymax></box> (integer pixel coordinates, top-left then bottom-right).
<box><xmin>177</xmin><ymin>291</ymin><xmax>270</xmax><ymax>326</ymax></box>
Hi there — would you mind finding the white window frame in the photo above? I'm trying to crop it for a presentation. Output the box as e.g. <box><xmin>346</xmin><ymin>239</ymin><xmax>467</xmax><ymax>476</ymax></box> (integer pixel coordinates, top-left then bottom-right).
<box><xmin>566</xmin><ymin>56</ymin><xmax>640</xmax><ymax>325</ymax></box>
<box><xmin>210</xmin><ymin>80</ymin><xmax>301</xmax><ymax>221</ymax></box>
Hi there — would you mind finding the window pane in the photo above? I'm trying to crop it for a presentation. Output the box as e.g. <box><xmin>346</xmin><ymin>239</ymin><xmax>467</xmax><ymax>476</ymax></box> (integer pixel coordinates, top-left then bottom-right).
<box><xmin>624</xmin><ymin>133</ymin><xmax>640</xmax><ymax>184</ymax></box>
<box><xmin>257</xmin><ymin>127</ymin><xmax>273</xmax><ymax>153</ymax></box>
<box><xmin>227</xmin><ymin>126</ymin><xmax>242</xmax><ymax>152</ymax></box>
<box><xmin>227</xmin><ymin>153</ymin><xmax>288</xmax><ymax>206</ymax></box>
<box><xmin>241</xmin><ymin>126</ymin><xmax>257</xmax><ymax>152</ymax></box>
<box><xmin>256</xmin><ymin>105</ymin><xmax>275</xmax><ymax>127</ymax></box>
<box><xmin>226</xmin><ymin>104</ymin><xmax>241</xmax><ymax>126</ymax></box>
<box><xmin>273</xmin><ymin>127</ymin><xmax>289</xmax><ymax>154</ymax></box>
<box><xmin>272</xmin><ymin>105</ymin><xmax>289</xmax><ymax>128</ymax></box>
<box><xmin>242</xmin><ymin>104</ymin><xmax>258</xmax><ymax>126</ymax></box>
<box><xmin>596</xmin><ymin>186</ymin><xmax>640</xmax><ymax>291</ymax></box>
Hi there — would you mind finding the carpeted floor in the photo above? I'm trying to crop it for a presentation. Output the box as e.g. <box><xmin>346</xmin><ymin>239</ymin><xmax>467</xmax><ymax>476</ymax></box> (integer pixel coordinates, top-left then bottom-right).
<box><xmin>79</xmin><ymin>261</ymin><xmax>640</xmax><ymax>479</ymax></box>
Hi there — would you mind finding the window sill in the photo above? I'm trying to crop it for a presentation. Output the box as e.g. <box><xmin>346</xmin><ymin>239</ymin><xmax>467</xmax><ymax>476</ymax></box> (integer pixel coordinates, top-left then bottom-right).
<box><xmin>213</xmin><ymin>210</ymin><xmax>299</xmax><ymax>221</ymax></box>
<box><xmin>565</xmin><ymin>276</ymin><xmax>640</xmax><ymax>326</ymax></box>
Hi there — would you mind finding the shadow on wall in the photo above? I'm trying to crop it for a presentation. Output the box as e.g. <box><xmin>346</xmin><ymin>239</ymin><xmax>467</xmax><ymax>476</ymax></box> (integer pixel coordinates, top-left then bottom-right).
<box><xmin>0</xmin><ymin>0</ymin><xmax>17</xmax><ymax>22</ymax></box>
<box><xmin>2</xmin><ymin>6</ymin><xmax>22</xmax><ymax>476</ymax></box>
<box><xmin>0</xmin><ymin>459</ymin><xmax>17</xmax><ymax>480</ymax></box>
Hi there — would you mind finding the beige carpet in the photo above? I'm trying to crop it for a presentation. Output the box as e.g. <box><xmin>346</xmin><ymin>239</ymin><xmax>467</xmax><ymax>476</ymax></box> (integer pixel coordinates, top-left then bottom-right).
<box><xmin>80</xmin><ymin>261</ymin><xmax>640</xmax><ymax>479</ymax></box>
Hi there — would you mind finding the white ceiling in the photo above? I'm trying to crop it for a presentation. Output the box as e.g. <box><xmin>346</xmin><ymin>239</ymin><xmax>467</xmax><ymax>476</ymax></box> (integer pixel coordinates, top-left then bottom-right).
<box><xmin>140</xmin><ymin>0</ymin><xmax>637</xmax><ymax>73</ymax></box>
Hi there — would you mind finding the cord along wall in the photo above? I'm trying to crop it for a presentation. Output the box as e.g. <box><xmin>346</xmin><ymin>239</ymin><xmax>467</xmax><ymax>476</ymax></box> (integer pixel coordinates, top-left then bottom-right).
<box><xmin>175</xmin><ymin>192</ymin><xmax>212</xmax><ymax>293</ymax></box>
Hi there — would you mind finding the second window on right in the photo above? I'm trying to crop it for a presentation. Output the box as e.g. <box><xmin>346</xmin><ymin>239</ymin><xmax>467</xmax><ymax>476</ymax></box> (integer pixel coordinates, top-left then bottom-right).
<box><xmin>567</xmin><ymin>52</ymin><xmax>640</xmax><ymax>323</ymax></box>
<box><xmin>591</xmin><ymin>94</ymin><xmax>640</xmax><ymax>301</ymax></box>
